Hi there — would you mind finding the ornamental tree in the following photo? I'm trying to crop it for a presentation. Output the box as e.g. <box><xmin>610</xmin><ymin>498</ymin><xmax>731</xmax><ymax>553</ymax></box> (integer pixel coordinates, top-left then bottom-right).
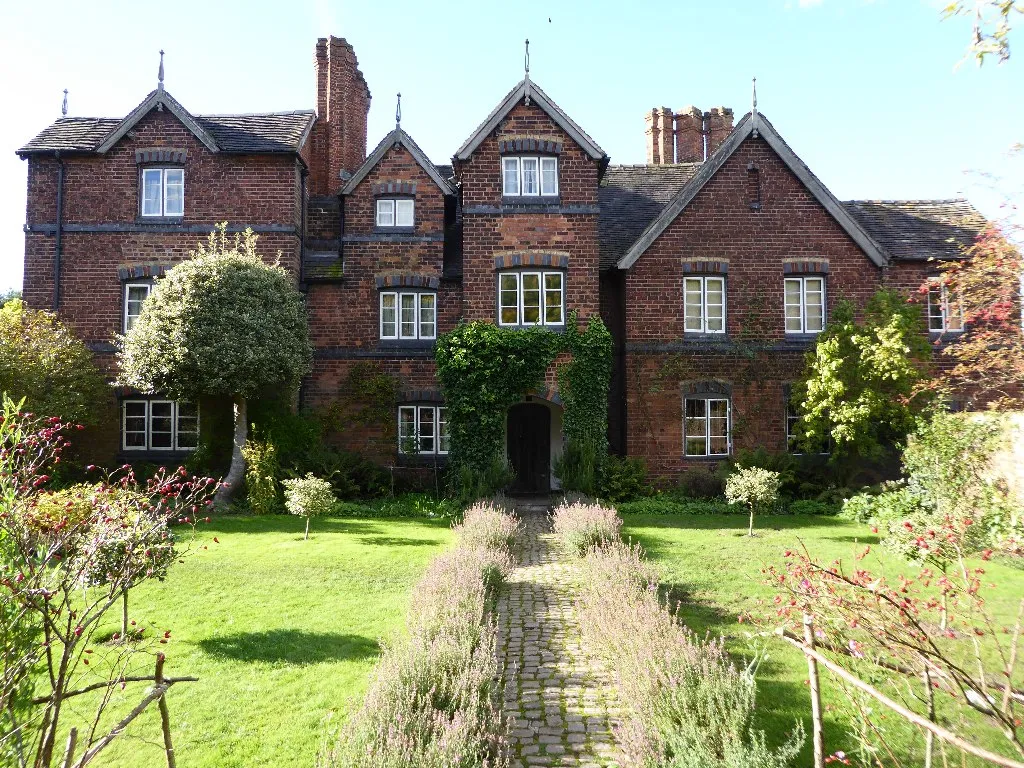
<box><xmin>282</xmin><ymin>473</ymin><xmax>335</xmax><ymax>540</ymax></box>
<box><xmin>0</xmin><ymin>299</ymin><xmax>109</xmax><ymax>426</ymax></box>
<box><xmin>792</xmin><ymin>288</ymin><xmax>932</xmax><ymax>462</ymax></box>
<box><xmin>118</xmin><ymin>227</ymin><xmax>311</xmax><ymax>504</ymax></box>
<box><xmin>725</xmin><ymin>466</ymin><xmax>781</xmax><ymax>536</ymax></box>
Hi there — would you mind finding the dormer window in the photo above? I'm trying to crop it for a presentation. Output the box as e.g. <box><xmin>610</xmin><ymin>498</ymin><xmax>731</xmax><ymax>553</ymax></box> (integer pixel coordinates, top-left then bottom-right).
<box><xmin>141</xmin><ymin>168</ymin><xmax>184</xmax><ymax>217</ymax></box>
<box><xmin>376</xmin><ymin>198</ymin><xmax>414</xmax><ymax>228</ymax></box>
<box><xmin>502</xmin><ymin>157</ymin><xmax>558</xmax><ymax>197</ymax></box>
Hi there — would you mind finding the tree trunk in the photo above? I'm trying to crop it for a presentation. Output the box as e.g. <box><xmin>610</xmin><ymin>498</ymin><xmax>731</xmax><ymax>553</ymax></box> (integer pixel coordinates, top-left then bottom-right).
<box><xmin>304</xmin><ymin>516</ymin><xmax>310</xmax><ymax>541</ymax></box>
<box><xmin>748</xmin><ymin>506</ymin><xmax>755</xmax><ymax>537</ymax></box>
<box><xmin>121</xmin><ymin>590</ymin><xmax>129</xmax><ymax>639</ymax></box>
<box><xmin>215</xmin><ymin>395</ymin><xmax>247</xmax><ymax>507</ymax></box>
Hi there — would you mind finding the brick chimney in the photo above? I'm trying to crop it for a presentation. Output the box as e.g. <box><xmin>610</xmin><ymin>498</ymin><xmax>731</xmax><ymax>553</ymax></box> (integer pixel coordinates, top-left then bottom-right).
<box><xmin>309</xmin><ymin>36</ymin><xmax>371</xmax><ymax>196</ymax></box>
<box><xmin>674</xmin><ymin>106</ymin><xmax>704</xmax><ymax>164</ymax></box>
<box><xmin>705</xmin><ymin>107</ymin><xmax>734</xmax><ymax>157</ymax></box>
<box><xmin>644</xmin><ymin>107</ymin><xmax>675</xmax><ymax>164</ymax></box>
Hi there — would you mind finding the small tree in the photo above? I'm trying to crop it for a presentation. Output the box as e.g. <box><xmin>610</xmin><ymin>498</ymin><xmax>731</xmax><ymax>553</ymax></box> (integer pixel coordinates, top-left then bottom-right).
<box><xmin>793</xmin><ymin>288</ymin><xmax>932</xmax><ymax>463</ymax></box>
<box><xmin>0</xmin><ymin>299</ymin><xmax>109</xmax><ymax>426</ymax></box>
<box><xmin>118</xmin><ymin>226</ymin><xmax>311</xmax><ymax>504</ymax></box>
<box><xmin>283</xmin><ymin>473</ymin><xmax>335</xmax><ymax>540</ymax></box>
<box><xmin>725</xmin><ymin>466</ymin><xmax>781</xmax><ymax>536</ymax></box>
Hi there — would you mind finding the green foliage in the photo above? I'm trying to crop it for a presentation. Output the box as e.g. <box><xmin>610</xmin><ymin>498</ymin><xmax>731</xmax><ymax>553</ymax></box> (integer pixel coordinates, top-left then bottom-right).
<box><xmin>0</xmin><ymin>299</ymin><xmax>109</xmax><ymax>426</ymax></box>
<box><xmin>597</xmin><ymin>455</ymin><xmax>652</xmax><ymax>502</ymax></box>
<box><xmin>678</xmin><ymin>467</ymin><xmax>725</xmax><ymax>499</ymax></box>
<box><xmin>333</xmin><ymin>494</ymin><xmax>460</xmax><ymax>520</ymax></box>
<box><xmin>324</xmin><ymin>362</ymin><xmax>401</xmax><ymax>453</ymax></box>
<box><xmin>0</xmin><ymin>289</ymin><xmax>21</xmax><ymax>308</ymax></box>
<box><xmin>786</xmin><ymin>499</ymin><xmax>839</xmax><ymax>517</ymax></box>
<box><xmin>618</xmin><ymin>497</ymin><xmax>738</xmax><ymax>516</ymax></box>
<box><xmin>241</xmin><ymin>438</ymin><xmax>280</xmax><ymax>515</ymax></box>
<box><xmin>283</xmin><ymin>474</ymin><xmax>335</xmax><ymax>538</ymax></box>
<box><xmin>725</xmin><ymin>467</ymin><xmax>782</xmax><ymax>510</ymax></box>
<box><xmin>436</xmin><ymin>314</ymin><xmax>613</xmax><ymax>496</ymax></box>
<box><xmin>793</xmin><ymin>288</ymin><xmax>932</xmax><ymax>461</ymax></box>
<box><xmin>118</xmin><ymin>226</ymin><xmax>312</xmax><ymax>401</ymax></box>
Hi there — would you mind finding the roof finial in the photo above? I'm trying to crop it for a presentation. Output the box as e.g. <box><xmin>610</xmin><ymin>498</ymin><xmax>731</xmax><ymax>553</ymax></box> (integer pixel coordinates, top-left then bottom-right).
<box><xmin>524</xmin><ymin>39</ymin><xmax>532</xmax><ymax>105</ymax></box>
<box><xmin>395</xmin><ymin>92</ymin><xmax>402</xmax><ymax>131</ymax></box>
<box><xmin>61</xmin><ymin>89</ymin><xmax>68</xmax><ymax>117</ymax></box>
<box><xmin>751</xmin><ymin>76</ymin><xmax>759</xmax><ymax>138</ymax></box>
<box><xmin>158</xmin><ymin>50</ymin><xmax>165</xmax><ymax>91</ymax></box>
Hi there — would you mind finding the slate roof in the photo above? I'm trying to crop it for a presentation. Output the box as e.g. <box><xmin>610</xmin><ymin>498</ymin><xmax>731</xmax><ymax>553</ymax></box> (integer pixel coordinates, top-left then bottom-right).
<box><xmin>843</xmin><ymin>199</ymin><xmax>985</xmax><ymax>260</ymax></box>
<box><xmin>17</xmin><ymin>110</ymin><xmax>316</xmax><ymax>155</ymax></box>
<box><xmin>599</xmin><ymin>164</ymin><xmax>701</xmax><ymax>269</ymax></box>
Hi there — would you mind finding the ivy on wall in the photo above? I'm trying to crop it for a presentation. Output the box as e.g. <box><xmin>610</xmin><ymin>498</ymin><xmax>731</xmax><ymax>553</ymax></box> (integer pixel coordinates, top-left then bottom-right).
<box><xmin>435</xmin><ymin>313</ymin><xmax>613</xmax><ymax>492</ymax></box>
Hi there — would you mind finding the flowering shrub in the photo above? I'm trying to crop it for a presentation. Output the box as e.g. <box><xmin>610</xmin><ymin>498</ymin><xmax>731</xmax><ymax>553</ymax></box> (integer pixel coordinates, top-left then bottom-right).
<box><xmin>241</xmin><ymin>437</ymin><xmax>281</xmax><ymax>514</ymax></box>
<box><xmin>321</xmin><ymin>500</ymin><xmax>518</xmax><ymax>767</ymax></box>
<box><xmin>453</xmin><ymin>501</ymin><xmax>520</xmax><ymax>552</ymax></box>
<box><xmin>725</xmin><ymin>467</ymin><xmax>781</xmax><ymax>536</ymax></box>
<box><xmin>576</xmin><ymin>541</ymin><xmax>803</xmax><ymax>766</ymax></box>
<box><xmin>551</xmin><ymin>500</ymin><xmax>622</xmax><ymax>556</ymax></box>
<box><xmin>282</xmin><ymin>473</ymin><xmax>335</xmax><ymax>540</ymax></box>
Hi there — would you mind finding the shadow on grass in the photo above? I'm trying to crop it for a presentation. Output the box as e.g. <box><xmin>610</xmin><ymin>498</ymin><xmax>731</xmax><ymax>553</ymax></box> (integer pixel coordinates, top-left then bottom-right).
<box><xmin>199</xmin><ymin>516</ymin><xmax>448</xmax><ymax>537</ymax></box>
<box><xmin>359</xmin><ymin>536</ymin><xmax>444</xmax><ymax>547</ymax></box>
<box><xmin>198</xmin><ymin>630</ymin><xmax>380</xmax><ymax>665</ymax></box>
<box><xmin>622</xmin><ymin>514</ymin><xmax>848</xmax><ymax>532</ymax></box>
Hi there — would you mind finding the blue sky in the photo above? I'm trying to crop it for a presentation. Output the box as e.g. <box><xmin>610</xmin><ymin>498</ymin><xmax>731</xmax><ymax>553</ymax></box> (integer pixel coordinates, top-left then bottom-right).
<box><xmin>0</xmin><ymin>0</ymin><xmax>1020</xmax><ymax>292</ymax></box>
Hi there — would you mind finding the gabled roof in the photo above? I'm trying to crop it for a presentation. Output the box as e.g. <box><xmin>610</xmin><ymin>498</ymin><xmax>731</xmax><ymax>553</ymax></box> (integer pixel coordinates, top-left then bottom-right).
<box><xmin>599</xmin><ymin>164</ymin><xmax>701</xmax><ymax>269</ymax></box>
<box><xmin>615</xmin><ymin>112</ymin><xmax>890</xmax><ymax>270</ymax></box>
<box><xmin>97</xmin><ymin>89</ymin><xmax>219</xmax><ymax>153</ymax></box>
<box><xmin>843</xmin><ymin>199</ymin><xmax>985</xmax><ymax>261</ymax></box>
<box><xmin>454</xmin><ymin>78</ymin><xmax>606</xmax><ymax>162</ymax></box>
<box><xmin>17</xmin><ymin>93</ymin><xmax>316</xmax><ymax>156</ymax></box>
<box><xmin>341</xmin><ymin>128</ymin><xmax>454</xmax><ymax>195</ymax></box>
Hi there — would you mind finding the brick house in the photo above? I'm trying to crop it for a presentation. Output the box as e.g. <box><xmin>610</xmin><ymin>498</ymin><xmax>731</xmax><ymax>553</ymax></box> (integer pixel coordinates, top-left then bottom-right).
<box><xmin>17</xmin><ymin>36</ymin><xmax>985</xmax><ymax>490</ymax></box>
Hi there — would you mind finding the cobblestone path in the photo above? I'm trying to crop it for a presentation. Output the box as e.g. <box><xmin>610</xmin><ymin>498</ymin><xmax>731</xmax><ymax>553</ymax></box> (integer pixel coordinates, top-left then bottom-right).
<box><xmin>496</xmin><ymin>508</ymin><xmax>621</xmax><ymax>768</ymax></box>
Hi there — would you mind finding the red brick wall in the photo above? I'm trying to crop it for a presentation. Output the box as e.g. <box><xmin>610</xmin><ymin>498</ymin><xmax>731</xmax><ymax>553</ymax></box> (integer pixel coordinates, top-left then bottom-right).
<box><xmin>623</xmin><ymin>134</ymin><xmax>885</xmax><ymax>479</ymax></box>
<box><xmin>456</xmin><ymin>101</ymin><xmax>601</xmax><ymax>325</ymax></box>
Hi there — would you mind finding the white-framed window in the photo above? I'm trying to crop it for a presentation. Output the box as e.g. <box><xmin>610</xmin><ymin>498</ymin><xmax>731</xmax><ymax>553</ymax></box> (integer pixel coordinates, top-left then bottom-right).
<box><xmin>376</xmin><ymin>198</ymin><xmax>415</xmax><ymax>227</ymax></box>
<box><xmin>123</xmin><ymin>282</ymin><xmax>152</xmax><ymax>332</ymax></box>
<box><xmin>684</xmin><ymin>396</ymin><xmax>730</xmax><ymax>457</ymax></box>
<box><xmin>380</xmin><ymin>291</ymin><xmax>436</xmax><ymax>340</ymax></box>
<box><xmin>498</xmin><ymin>271</ymin><xmax>564</xmax><ymax>326</ymax></box>
<box><xmin>784</xmin><ymin>276</ymin><xmax>826</xmax><ymax>334</ymax></box>
<box><xmin>501</xmin><ymin>156</ymin><xmax>558</xmax><ymax>197</ymax></box>
<box><xmin>398</xmin><ymin>405</ymin><xmax>448</xmax><ymax>455</ymax></box>
<box><xmin>140</xmin><ymin>167</ymin><xmax>184</xmax><ymax>217</ymax></box>
<box><xmin>684</xmin><ymin>275</ymin><xmax>726</xmax><ymax>334</ymax></box>
<box><xmin>927</xmin><ymin>281</ymin><xmax>964</xmax><ymax>333</ymax></box>
<box><xmin>122</xmin><ymin>400</ymin><xmax>198</xmax><ymax>452</ymax></box>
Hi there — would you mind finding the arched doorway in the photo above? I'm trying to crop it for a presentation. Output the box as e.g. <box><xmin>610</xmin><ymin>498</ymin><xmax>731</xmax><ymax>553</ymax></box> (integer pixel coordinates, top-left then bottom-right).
<box><xmin>507</xmin><ymin>402</ymin><xmax>551</xmax><ymax>494</ymax></box>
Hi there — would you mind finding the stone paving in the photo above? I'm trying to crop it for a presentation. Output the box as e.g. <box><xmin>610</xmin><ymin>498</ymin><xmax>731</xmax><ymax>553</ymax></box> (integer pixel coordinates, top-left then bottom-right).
<box><xmin>496</xmin><ymin>506</ymin><xmax>622</xmax><ymax>768</ymax></box>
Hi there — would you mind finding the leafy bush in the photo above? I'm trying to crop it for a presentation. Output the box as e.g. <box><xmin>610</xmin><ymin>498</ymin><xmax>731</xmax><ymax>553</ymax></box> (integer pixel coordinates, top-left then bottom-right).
<box><xmin>321</xmin><ymin>501</ymin><xmax>516</xmax><ymax>766</ymax></box>
<box><xmin>553</xmin><ymin>439</ymin><xmax>601</xmax><ymax>496</ymax></box>
<box><xmin>786</xmin><ymin>499</ymin><xmax>838</xmax><ymax>517</ymax></box>
<box><xmin>330</xmin><ymin>494</ymin><xmax>460</xmax><ymax>520</ymax></box>
<box><xmin>552</xmin><ymin>501</ymin><xmax>623</xmax><ymax>556</ymax></box>
<box><xmin>241</xmin><ymin>438</ymin><xmax>280</xmax><ymax>514</ymax></box>
<box><xmin>282</xmin><ymin>474</ymin><xmax>335</xmax><ymax>540</ymax></box>
<box><xmin>719</xmin><ymin>448</ymin><xmax>796</xmax><ymax>494</ymax></box>
<box><xmin>679</xmin><ymin>467</ymin><xmax>724</xmax><ymax>499</ymax></box>
<box><xmin>618</xmin><ymin>496</ymin><xmax>737</xmax><ymax>516</ymax></box>
<box><xmin>0</xmin><ymin>299</ymin><xmax>109</xmax><ymax>427</ymax></box>
<box><xmin>576</xmin><ymin>540</ymin><xmax>804</xmax><ymax>767</ymax></box>
<box><xmin>453</xmin><ymin>456</ymin><xmax>515</xmax><ymax>505</ymax></box>
<box><xmin>597</xmin><ymin>455</ymin><xmax>652</xmax><ymax>502</ymax></box>
<box><xmin>725</xmin><ymin>467</ymin><xmax>782</xmax><ymax>536</ymax></box>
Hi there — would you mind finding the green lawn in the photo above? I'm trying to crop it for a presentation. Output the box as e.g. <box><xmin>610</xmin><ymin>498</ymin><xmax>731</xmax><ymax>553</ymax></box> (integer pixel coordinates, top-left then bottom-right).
<box><xmin>622</xmin><ymin>513</ymin><xmax>1024</xmax><ymax>766</ymax></box>
<box><xmin>78</xmin><ymin>515</ymin><xmax>453</xmax><ymax>767</ymax></box>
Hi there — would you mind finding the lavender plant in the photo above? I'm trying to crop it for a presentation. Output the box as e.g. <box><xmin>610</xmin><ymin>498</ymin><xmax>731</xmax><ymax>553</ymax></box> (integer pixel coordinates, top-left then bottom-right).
<box><xmin>551</xmin><ymin>500</ymin><xmax>622</xmax><ymax>556</ymax></box>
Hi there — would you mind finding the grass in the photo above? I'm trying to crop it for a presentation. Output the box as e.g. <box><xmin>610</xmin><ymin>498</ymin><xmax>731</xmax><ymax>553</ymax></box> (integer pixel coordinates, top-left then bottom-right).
<box><xmin>621</xmin><ymin>513</ymin><xmax>1024</xmax><ymax>766</ymax></box>
<box><xmin>73</xmin><ymin>514</ymin><xmax>453</xmax><ymax>768</ymax></box>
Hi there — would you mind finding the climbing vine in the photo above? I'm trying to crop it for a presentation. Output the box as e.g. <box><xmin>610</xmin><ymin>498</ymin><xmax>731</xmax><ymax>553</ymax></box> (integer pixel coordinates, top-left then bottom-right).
<box><xmin>435</xmin><ymin>313</ymin><xmax>612</xmax><ymax>496</ymax></box>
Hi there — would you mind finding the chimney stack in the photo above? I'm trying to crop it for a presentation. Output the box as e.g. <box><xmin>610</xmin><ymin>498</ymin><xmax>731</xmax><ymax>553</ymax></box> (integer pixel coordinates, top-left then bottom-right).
<box><xmin>310</xmin><ymin>36</ymin><xmax>371</xmax><ymax>196</ymax></box>
<box><xmin>644</xmin><ymin>107</ymin><xmax>675</xmax><ymax>164</ymax></box>
<box><xmin>705</xmin><ymin>107</ymin><xmax>734</xmax><ymax>157</ymax></box>
<box><xmin>674</xmin><ymin>106</ymin><xmax>704</xmax><ymax>164</ymax></box>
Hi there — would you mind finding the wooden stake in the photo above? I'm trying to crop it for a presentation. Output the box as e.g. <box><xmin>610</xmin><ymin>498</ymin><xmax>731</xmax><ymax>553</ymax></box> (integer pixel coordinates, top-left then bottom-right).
<box><xmin>804</xmin><ymin>613</ymin><xmax>825</xmax><ymax>768</ymax></box>
<box><xmin>155</xmin><ymin>654</ymin><xmax>176</xmax><ymax>768</ymax></box>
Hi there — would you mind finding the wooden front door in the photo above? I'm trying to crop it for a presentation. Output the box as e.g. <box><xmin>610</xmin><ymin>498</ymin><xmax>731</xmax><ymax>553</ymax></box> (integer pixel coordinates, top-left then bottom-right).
<box><xmin>507</xmin><ymin>403</ymin><xmax>551</xmax><ymax>494</ymax></box>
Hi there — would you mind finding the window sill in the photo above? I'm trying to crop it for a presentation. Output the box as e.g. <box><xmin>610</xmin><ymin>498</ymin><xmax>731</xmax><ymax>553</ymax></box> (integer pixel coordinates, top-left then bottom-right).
<box><xmin>682</xmin><ymin>454</ymin><xmax>730</xmax><ymax>461</ymax></box>
<box><xmin>117</xmin><ymin>450</ymin><xmax>195</xmax><ymax>464</ymax></box>
<box><xmin>373</xmin><ymin>226</ymin><xmax>416</xmax><ymax>235</ymax></box>
<box><xmin>377</xmin><ymin>339</ymin><xmax>436</xmax><ymax>351</ymax></box>
<box><xmin>135</xmin><ymin>216</ymin><xmax>184</xmax><ymax>226</ymax></box>
<box><xmin>502</xmin><ymin>196</ymin><xmax>561</xmax><ymax>206</ymax></box>
<box><xmin>782</xmin><ymin>333</ymin><xmax>821</xmax><ymax>344</ymax></box>
<box><xmin>395</xmin><ymin>453</ymin><xmax>449</xmax><ymax>467</ymax></box>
